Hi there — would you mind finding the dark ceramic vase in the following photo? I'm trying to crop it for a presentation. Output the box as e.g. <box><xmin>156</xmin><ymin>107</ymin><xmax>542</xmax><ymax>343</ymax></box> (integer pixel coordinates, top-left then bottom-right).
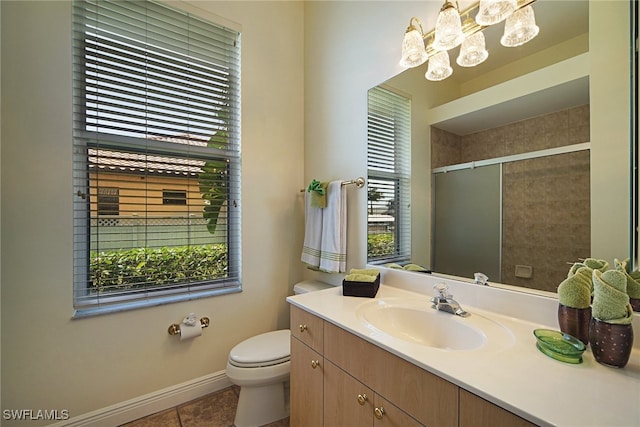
<box><xmin>630</xmin><ymin>298</ymin><xmax>640</xmax><ymax>313</ymax></box>
<box><xmin>589</xmin><ymin>318</ymin><xmax>634</xmax><ymax>368</ymax></box>
<box><xmin>557</xmin><ymin>304</ymin><xmax>591</xmax><ymax>345</ymax></box>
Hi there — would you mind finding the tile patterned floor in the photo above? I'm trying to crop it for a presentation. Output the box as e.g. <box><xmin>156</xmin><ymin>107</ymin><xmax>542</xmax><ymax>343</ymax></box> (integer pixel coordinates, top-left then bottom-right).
<box><xmin>121</xmin><ymin>386</ymin><xmax>290</xmax><ymax>427</ymax></box>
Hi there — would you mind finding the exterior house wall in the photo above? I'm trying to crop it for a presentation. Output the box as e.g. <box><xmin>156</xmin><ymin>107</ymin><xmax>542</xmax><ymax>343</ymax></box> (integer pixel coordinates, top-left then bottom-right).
<box><xmin>89</xmin><ymin>170</ymin><xmax>225</xmax><ymax>250</ymax></box>
<box><xmin>90</xmin><ymin>172</ymin><xmax>208</xmax><ymax>216</ymax></box>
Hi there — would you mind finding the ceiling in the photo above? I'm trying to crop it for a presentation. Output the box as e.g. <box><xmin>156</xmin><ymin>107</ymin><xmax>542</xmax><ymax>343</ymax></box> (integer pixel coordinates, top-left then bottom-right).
<box><xmin>405</xmin><ymin>0</ymin><xmax>590</xmax><ymax>135</ymax></box>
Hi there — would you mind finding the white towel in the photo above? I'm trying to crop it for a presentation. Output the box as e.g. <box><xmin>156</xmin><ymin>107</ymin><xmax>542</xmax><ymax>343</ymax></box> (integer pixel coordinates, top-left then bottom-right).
<box><xmin>301</xmin><ymin>190</ymin><xmax>323</xmax><ymax>268</ymax></box>
<box><xmin>319</xmin><ymin>181</ymin><xmax>347</xmax><ymax>273</ymax></box>
<box><xmin>301</xmin><ymin>180</ymin><xmax>348</xmax><ymax>273</ymax></box>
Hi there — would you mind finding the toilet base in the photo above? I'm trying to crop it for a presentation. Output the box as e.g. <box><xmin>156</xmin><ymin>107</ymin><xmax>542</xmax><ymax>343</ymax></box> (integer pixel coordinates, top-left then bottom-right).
<box><xmin>234</xmin><ymin>381</ymin><xmax>288</xmax><ymax>427</ymax></box>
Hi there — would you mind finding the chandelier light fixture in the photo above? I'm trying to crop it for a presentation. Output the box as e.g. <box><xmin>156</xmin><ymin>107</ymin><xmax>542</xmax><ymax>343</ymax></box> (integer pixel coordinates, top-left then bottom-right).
<box><xmin>500</xmin><ymin>5</ymin><xmax>540</xmax><ymax>47</ymax></box>
<box><xmin>457</xmin><ymin>31</ymin><xmax>489</xmax><ymax>67</ymax></box>
<box><xmin>399</xmin><ymin>0</ymin><xmax>539</xmax><ymax>81</ymax></box>
<box><xmin>400</xmin><ymin>18</ymin><xmax>429</xmax><ymax>68</ymax></box>
<box><xmin>476</xmin><ymin>0</ymin><xmax>517</xmax><ymax>25</ymax></box>
<box><xmin>432</xmin><ymin>2</ymin><xmax>465</xmax><ymax>51</ymax></box>
<box><xmin>426</xmin><ymin>51</ymin><xmax>454</xmax><ymax>81</ymax></box>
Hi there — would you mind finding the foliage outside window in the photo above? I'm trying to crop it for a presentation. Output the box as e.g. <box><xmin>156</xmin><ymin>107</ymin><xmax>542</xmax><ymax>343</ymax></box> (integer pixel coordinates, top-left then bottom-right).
<box><xmin>367</xmin><ymin>86</ymin><xmax>411</xmax><ymax>264</ymax></box>
<box><xmin>72</xmin><ymin>0</ymin><xmax>241</xmax><ymax>315</ymax></box>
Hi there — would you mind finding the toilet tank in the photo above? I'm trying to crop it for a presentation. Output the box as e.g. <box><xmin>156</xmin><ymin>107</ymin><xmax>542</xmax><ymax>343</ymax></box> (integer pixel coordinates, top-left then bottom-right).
<box><xmin>293</xmin><ymin>280</ymin><xmax>334</xmax><ymax>294</ymax></box>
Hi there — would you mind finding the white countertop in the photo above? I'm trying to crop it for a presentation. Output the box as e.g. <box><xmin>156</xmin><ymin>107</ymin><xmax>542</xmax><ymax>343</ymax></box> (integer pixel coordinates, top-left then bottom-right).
<box><xmin>287</xmin><ymin>276</ymin><xmax>640</xmax><ymax>427</ymax></box>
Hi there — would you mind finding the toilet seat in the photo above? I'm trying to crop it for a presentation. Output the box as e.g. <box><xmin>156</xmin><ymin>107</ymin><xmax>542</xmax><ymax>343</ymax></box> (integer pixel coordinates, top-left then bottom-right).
<box><xmin>228</xmin><ymin>329</ymin><xmax>290</xmax><ymax>368</ymax></box>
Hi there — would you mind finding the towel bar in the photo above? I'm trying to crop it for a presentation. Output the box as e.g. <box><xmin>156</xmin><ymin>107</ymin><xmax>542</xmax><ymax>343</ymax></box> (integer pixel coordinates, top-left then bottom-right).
<box><xmin>300</xmin><ymin>176</ymin><xmax>365</xmax><ymax>192</ymax></box>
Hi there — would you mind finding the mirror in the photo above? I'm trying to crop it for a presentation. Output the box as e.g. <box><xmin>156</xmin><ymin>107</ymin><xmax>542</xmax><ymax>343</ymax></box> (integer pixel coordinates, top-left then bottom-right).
<box><xmin>367</xmin><ymin>0</ymin><xmax>636</xmax><ymax>294</ymax></box>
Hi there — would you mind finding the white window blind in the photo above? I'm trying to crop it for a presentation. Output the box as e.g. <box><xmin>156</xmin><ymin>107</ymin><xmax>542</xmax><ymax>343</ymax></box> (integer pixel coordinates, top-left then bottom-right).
<box><xmin>72</xmin><ymin>0</ymin><xmax>241</xmax><ymax>316</ymax></box>
<box><xmin>367</xmin><ymin>86</ymin><xmax>411</xmax><ymax>263</ymax></box>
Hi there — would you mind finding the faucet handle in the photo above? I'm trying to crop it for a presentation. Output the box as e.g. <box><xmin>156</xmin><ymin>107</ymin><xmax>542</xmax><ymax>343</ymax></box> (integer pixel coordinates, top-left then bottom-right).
<box><xmin>433</xmin><ymin>283</ymin><xmax>451</xmax><ymax>299</ymax></box>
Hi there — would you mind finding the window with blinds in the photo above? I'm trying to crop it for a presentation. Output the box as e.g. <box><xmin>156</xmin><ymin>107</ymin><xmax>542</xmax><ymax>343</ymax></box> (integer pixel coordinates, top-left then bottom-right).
<box><xmin>72</xmin><ymin>0</ymin><xmax>241</xmax><ymax>316</ymax></box>
<box><xmin>367</xmin><ymin>86</ymin><xmax>411</xmax><ymax>264</ymax></box>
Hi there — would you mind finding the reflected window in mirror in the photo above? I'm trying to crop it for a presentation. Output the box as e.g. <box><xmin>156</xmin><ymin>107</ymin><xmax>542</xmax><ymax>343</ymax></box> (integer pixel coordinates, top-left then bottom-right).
<box><xmin>367</xmin><ymin>86</ymin><xmax>411</xmax><ymax>264</ymax></box>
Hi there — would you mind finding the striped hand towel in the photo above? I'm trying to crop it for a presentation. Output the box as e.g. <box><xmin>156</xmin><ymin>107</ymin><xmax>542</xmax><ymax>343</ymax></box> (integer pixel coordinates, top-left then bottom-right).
<box><xmin>301</xmin><ymin>180</ymin><xmax>347</xmax><ymax>273</ymax></box>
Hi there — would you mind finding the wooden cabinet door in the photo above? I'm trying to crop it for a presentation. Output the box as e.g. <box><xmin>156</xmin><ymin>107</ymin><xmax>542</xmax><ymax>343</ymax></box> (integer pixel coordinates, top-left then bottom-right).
<box><xmin>290</xmin><ymin>337</ymin><xmax>323</xmax><ymax>427</ymax></box>
<box><xmin>373</xmin><ymin>395</ymin><xmax>423</xmax><ymax>427</ymax></box>
<box><xmin>459</xmin><ymin>389</ymin><xmax>537</xmax><ymax>427</ymax></box>
<box><xmin>324</xmin><ymin>360</ymin><xmax>373</xmax><ymax>427</ymax></box>
<box><xmin>324</xmin><ymin>321</ymin><xmax>458</xmax><ymax>426</ymax></box>
<box><xmin>291</xmin><ymin>305</ymin><xmax>324</xmax><ymax>352</ymax></box>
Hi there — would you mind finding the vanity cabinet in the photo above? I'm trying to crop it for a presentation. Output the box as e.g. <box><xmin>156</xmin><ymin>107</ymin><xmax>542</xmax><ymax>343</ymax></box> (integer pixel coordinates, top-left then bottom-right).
<box><xmin>459</xmin><ymin>389</ymin><xmax>536</xmax><ymax>427</ymax></box>
<box><xmin>323</xmin><ymin>359</ymin><xmax>373</xmax><ymax>426</ymax></box>
<box><xmin>290</xmin><ymin>336</ymin><xmax>323</xmax><ymax>427</ymax></box>
<box><xmin>290</xmin><ymin>305</ymin><xmax>538</xmax><ymax>427</ymax></box>
<box><xmin>291</xmin><ymin>304</ymin><xmax>323</xmax><ymax>351</ymax></box>
<box><xmin>324</xmin><ymin>321</ymin><xmax>457</xmax><ymax>427</ymax></box>
<box><xmin>324</xmin><ymin>359</ymin><xmax>422</xmax><ymax>427</ymax></box>
<box><xmin>290</xmin><ymin>306</ymin><xmax>324</xmax><ymax>426</ymax></box>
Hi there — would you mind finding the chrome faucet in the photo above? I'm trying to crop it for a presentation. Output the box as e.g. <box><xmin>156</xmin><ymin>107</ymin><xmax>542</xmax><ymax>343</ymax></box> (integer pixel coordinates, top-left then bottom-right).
<box><xmin>430</xmin><ymin>283</ymin><xmax>469</xmax><ymax>317</ymax></box>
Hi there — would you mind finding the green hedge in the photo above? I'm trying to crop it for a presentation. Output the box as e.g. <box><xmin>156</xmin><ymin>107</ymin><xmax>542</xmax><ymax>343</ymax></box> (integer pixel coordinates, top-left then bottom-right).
<box><xmin>367</xmin><ymin>233</ymin><xmax>395</xmax><ymax>258</ymax></box>
<box><xmin>92</xmin><ymin>237</ymin><xmax>393</xmax><ymax>293</ymax></box>
<box><xmin>90</xmin><ymin>244</ymin><xmax>227</xmax><ymax>292</ymax></box>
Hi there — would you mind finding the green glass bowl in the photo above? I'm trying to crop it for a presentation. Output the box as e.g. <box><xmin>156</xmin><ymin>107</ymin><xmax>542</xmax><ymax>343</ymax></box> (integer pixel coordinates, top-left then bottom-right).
<box><xmin>533</xmin><ymin>329</ymin><xmax>586</xmax><ymax>363</ymax></box>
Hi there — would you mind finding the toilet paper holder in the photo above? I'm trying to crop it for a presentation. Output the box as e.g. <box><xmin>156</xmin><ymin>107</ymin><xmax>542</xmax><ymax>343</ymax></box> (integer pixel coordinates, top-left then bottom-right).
<box><xmin>168</xmin><ymin>317</ymin><xmax>210</xmax><ymax>336</ymax></box>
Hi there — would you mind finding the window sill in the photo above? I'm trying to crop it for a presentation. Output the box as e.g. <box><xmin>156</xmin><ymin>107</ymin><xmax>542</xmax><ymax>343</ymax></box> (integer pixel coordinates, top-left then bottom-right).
<box><xmin>72</xmin><ymin>285</ymin><xmax>241</xmax><ymax>319</ymax></box>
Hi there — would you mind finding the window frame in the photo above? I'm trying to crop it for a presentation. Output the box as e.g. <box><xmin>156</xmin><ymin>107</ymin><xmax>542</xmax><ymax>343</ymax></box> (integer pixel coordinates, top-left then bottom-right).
<box><xmin>366</xmin><ymin>85</ymin><xmax>411</xmax><ymax>264</ymax></box>
<box><xmin>97</xmin><ymin>186</ymin><xmax>120</xmax><ymax>216</ymax></box>
<box><xmin>71</xmin><ymin>0</ymin><xmax>242</xmax><ymax>317</ymax></box>
<box><xmin>162</xmin><ymin>189</ymin><xmax>188</xmax><ymax>206</ymax></box>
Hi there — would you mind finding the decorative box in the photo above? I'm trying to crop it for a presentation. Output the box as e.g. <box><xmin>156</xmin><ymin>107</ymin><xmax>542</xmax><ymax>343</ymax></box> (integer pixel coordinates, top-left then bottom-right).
<box><xmin>342</xmin><ymin>274</ymin><xmax>380</xmax><ymax>298</ymax></box>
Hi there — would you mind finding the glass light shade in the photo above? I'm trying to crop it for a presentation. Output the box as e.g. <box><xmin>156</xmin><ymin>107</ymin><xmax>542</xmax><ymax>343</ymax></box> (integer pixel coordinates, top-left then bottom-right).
<box><xmin>500</xmin><ymin>5</ymin><xmax>540</xmax><ymax>47</ymax></box>
<box><xmin>400</xmin><ymin>28</ymin><xmax>428</xmax><ymax>68</ymax></box>
<box><xmin>475</xmin><ymin>0</ymin><xmax>517</xmax><ymax>26</ymax></box>
<box><xmin>433</xmin><ymin>3</ymin><xmax>464</xmax><ymax>51</ymax></box>
<box><xmin>456</xmin><ymin>32</ymin><xmax>489</xmax><ymax>67</ymax></box>
<box><xmin>425</xmin><ymin>51</ymin><xmax>453</xmax><ymax>81</ymax></box>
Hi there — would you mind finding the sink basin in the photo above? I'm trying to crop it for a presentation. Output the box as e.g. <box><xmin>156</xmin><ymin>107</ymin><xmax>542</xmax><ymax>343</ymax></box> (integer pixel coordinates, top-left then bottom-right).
<box><xmin>356</xmin><ymin>297</ymin><xmax>514</xmax><ymax>351</ymax></box>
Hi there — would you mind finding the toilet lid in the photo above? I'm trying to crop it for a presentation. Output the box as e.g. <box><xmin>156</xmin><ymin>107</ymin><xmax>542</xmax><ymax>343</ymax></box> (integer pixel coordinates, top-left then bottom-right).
<box><xmin>229</xmin><ymin>329</ymin><xmax>291</xmax><ymax>368</ymax></box>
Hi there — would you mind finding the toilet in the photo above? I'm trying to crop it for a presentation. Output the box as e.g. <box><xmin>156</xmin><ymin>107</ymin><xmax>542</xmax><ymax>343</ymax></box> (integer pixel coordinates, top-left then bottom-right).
<box><xmin>226</xmin><ymin>280</ymin><xmax>333</xmax><ymax>427</ymax></box>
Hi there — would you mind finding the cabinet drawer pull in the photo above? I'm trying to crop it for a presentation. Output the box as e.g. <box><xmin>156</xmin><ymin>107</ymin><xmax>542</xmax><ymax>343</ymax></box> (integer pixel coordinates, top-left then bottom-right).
<box><xmin>357</xmin><ymin>394</ymin><xmax>368</xmax><ymax>405</ymax></box>
<box><xmin>311</xmin><ymin>359</ymin><xmax>320</xmax><ymax>369</ymax></box>
<box><xmin>299</xmin><ymin>324</ymin><xmax>307</xmax><ymax>332</ymax></box>
<box><xmin>374</xmin><ymin>407</ymin><xmax>385</xmax><ymax>420</ymax></box>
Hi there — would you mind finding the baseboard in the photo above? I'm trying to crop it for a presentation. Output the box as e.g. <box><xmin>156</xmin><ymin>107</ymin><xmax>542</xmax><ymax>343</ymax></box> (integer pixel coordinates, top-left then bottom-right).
<box><xmin>48</xmin><ymin>371</ymin><xmax>232</xmax><ymax>427</ymax></box>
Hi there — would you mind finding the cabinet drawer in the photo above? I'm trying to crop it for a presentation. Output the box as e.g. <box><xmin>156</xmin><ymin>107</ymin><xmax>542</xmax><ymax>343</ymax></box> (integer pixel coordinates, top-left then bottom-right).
<box><xmin>324</xmin><ymin>322</ymin><xmax>458</xmax><ymax>427</ymax></box>
<box><xmin>291</xmin><ymin>305</ymin><xmax>324</xmax><ymax>352</ymax></box>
